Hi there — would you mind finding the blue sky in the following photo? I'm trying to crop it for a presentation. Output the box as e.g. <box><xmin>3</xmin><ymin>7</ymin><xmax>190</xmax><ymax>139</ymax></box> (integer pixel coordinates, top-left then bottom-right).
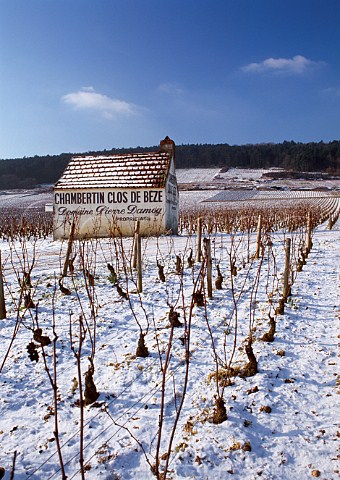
<box><xmin>1</xmin><ymin>0</ymin><xmax>340</xmax><ymax>159</ymax></box>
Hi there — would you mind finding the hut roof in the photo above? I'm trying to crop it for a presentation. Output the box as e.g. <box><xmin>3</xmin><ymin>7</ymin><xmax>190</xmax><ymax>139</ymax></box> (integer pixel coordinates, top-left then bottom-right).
<box><xmin>55</xmin><ymin>150</ymin><xmax>172</xmax><ymax>190</ymax></box>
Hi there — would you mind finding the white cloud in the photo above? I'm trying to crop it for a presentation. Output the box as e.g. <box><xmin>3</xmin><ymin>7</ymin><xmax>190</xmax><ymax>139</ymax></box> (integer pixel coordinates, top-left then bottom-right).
<box><xmin>242</xmin><ymin>55</ymin><xmax>321</xmax><ymax>74</ymax></box>
<box><xmin>61</xmin><ymin>87</ymin><xmax>136</xmax><ymax>118</ymax></box>
<box><xmin>323</xmin><ymin>86</ymin><xmax>340</xmax><ymax>97</ymax></box>
<box><xmin>157</xmin><ymin>82</ymin><xmax>184</xmax><ymax>96</ymax></box>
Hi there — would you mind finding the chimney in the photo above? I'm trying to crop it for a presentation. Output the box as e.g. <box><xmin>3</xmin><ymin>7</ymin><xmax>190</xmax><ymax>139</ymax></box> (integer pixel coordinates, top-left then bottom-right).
<box><xmin>159</xmin><ymin>136</ymin><xmax>175</xmax><ymax>158</ymax></box>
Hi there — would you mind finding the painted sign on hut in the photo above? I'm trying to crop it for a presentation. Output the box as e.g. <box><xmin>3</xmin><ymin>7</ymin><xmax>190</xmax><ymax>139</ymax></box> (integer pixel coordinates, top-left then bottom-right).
<box><xmin>53</xmin><ymin>136</ymin><xmax>178</xmax><ymax>239</ymax></box>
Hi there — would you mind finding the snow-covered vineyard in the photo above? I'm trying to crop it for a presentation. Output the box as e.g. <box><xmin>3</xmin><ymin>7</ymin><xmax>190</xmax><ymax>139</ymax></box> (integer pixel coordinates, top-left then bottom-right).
<box><xmin>0</xmin><ymin>188</ymin><xmax>339</xmax><ymax>480</ymax></box>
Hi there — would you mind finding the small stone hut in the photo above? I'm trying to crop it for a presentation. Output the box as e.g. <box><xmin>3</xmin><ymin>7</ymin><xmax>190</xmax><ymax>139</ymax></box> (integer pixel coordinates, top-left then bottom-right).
<box><xmin>53</xmin><ymin>136</ymin><xmax>178</xmax><ymax>239</ymax></box>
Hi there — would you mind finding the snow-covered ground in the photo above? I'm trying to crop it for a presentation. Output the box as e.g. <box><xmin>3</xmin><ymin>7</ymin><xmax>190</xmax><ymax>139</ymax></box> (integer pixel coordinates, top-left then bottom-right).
<box><xmin>0</xmin><ymin>172</ymin><xmax>339</xmax><ymax>214</ymax></box>
<box><xmin>176</xmin><ymin>168</ymin><xmax>282</xmax><ymax>184</ymax></box>
<box><xmin>176</xmin><ymin>167</ymin><xmax>340</xmax><ymax>192</ymax></box>
<box><xmin>176</xmin><ymin>169</ymin><xmax>221</xmax><ymax>184</ymax></box>
<box><xmin>0</xmin><ymin>189</ymin><xmax>52</xmax><ymax>211</ymax></box>
<box><xmin>2</xmin><ymin>185</ymin><xmax>335</xmax><ymax>215</ymax></box>
<box><xmin>0</xmin><ymin>209</ymin><xmax>339</xmax><ymax>479</ymax></box>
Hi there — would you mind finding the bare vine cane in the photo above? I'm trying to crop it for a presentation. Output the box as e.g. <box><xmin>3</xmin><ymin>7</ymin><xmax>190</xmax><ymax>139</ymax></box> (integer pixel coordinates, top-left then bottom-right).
<box><xmin>0</xmin><ymin>250</ymin><xmax>6</xmax><ymax>319</ymax></box>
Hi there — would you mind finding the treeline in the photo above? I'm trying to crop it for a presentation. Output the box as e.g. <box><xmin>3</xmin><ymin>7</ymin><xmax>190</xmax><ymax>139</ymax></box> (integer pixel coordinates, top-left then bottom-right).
<box><xmin>175</xmin><ymin>140</ymin><xmax>340</xmax><ymax>173</ymax></box>
<box><xmin>0</xmin><ymin>153</ymin><xmax>72</xmax><ymax>189</ymax></box>
<box><xmin>0</xmin><ymin>140</ymin><xmax>339</xmax><ymax>189</ymax></box>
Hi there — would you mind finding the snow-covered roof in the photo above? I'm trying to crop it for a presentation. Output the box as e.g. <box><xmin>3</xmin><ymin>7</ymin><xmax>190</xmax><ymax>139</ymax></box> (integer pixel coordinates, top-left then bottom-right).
<box><xmin>55</xmin><ymin>152</ymin><xmax>171</xmax><ymax>190</ymax></box>
<box><xmin>55</xmin><ymin>138</ymin><xmax>175</xmax><ymax>190</ymax></box>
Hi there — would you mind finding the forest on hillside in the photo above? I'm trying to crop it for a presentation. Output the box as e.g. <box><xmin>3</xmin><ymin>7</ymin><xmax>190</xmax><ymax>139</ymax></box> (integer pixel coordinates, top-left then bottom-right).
<box><xmin>0</xmin><ymin>140</ymin><xmax>339</xmax><ymax>189</ymax></box>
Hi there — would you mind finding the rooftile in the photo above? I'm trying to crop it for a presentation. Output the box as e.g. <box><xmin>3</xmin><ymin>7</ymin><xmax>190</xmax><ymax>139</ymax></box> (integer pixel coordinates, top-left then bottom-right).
<box><xmin>55</xmin><ymin>151</ymin><xmax>171</xmax><ymax>189</ymax></box>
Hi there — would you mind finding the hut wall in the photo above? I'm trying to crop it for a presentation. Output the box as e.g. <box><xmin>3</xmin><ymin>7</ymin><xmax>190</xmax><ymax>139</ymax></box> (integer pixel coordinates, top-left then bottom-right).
<box><xmin>53</xmin><ymin>187</ymin><xmax>167</xmax><ymax>239</ymax></box>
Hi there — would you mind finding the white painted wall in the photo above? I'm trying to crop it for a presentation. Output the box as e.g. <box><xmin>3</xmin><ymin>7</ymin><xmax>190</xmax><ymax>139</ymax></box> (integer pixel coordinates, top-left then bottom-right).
<box><xmin>165</xmin><ymin>157</ymin><xmax>179</xmax><ymax>233</ymax></box>
<box><xmin>53</xmin><ymin>183</ymin><xmax>178</xmax><ymax>239</ymax></box>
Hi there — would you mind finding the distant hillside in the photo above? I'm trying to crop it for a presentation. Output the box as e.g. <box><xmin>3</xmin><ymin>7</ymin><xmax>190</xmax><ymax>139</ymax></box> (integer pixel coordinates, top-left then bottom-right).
<box><xmin>0</xmin><ymin>140</ymin><xmax>339</xmax><ymax>189</ymax></box>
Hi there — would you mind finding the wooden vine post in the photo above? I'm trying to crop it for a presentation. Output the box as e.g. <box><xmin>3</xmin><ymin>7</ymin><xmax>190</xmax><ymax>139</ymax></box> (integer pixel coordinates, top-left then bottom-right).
<box><xmin>203</xmin><ymin>238</ymin><xmax>213</xmax><ymax>299</ymax></box>
<box><xmin>283</xmin><ymin>237</ymin><xmax>291</xmax><ymax>301</ymax></box>
<box><xmin>196</xmin><ymin>217</ymin><xmax>202</xmax><ymax>262</ymax></box>
<box><xmin>0</xmin><ymin>250</ymin><xmax>6</xmax><ymax>319</ymax></box>
<box><xmin>255</xmin><ymin>214</ymin><xmax>262</xmax><ymax>259</ymax></box>
<box><xmin>132</xmin><ymin>220</ymin><xmax>138</xmax><ymax>269</ymax></box>
<box><xmin>189</xmin><ymin>217</ymin><xmax>193</xmax><ymax>235</ymax></box>
<box><xmin>134</xmin><ymin>220</ymin><xmax>143</xmax><ymax>294</ymax></box>
<box><xmin>62</xmin><ymin>220</ymin><xmax>76</xmax><ymax>278</ymax></box>
<box><xmin>305</xmin><ymin>210</ymin><xmax>312</xmax><ymax>255</ymax></box>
